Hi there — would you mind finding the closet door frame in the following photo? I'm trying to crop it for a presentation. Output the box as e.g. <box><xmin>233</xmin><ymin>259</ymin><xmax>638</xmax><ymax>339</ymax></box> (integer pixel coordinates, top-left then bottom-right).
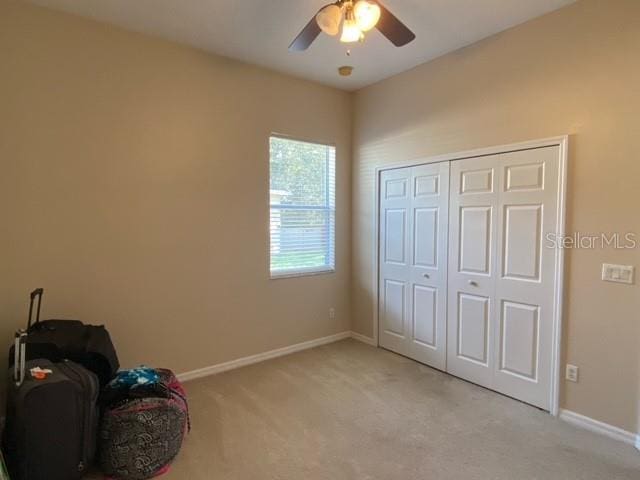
<box><xmin>373</xmin><ymin>135</ymin><xmax>568</xmax><ymax>416</ymax></box>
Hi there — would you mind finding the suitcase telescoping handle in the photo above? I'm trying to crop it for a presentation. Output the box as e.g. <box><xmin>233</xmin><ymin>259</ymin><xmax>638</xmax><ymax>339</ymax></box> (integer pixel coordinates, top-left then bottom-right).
<box><xmin>14</xmin><ymin>330</ymin><xmax>27</xmax><ymax>387</ymax></box>
<box><xmin>28</xmin><ymin>288</ymin><xmax>44</xmax><ymax>329</ymax></box>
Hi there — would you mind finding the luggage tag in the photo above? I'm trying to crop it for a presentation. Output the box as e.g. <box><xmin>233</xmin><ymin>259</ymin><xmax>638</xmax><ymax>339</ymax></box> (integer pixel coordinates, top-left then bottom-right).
<box><xmin>30</xmin><ymin>366</ymin><xmax>53</xmax><ymax>380</ymax></box>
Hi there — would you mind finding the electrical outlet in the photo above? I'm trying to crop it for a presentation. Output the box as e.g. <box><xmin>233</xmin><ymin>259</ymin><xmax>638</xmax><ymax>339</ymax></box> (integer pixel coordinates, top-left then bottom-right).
<box><xmin>566</xmin><ymin>364</ymin><xmax>579</xmax><ymax>383</ymax></box>
<box><xmin>328</xmin><ymin>308</ymin><xmax>336</xmax><ymax>319</ymax></box>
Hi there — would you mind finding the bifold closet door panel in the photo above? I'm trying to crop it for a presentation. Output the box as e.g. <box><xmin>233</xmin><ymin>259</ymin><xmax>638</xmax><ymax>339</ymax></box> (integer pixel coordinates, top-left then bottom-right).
<box><xmin>406</xmin><ymin>162</ymin><xmax>449</xmax><ymax>369</ymax></box>
<box><xmin>379</xmin><ymin>162</ymin><xmax>450</xmax><ymax>370</ymax></box>
<box><xmin>446</xmin><ymin>157</ymin><xmax>499</xmax><ymax>388</ymax></box>
<box><xmin>379</xmin><ymin>168</ymin><xmax>412</xmax><ymax>356</ymax></box>
<box><xmin>492</xmin><ymin>147</ymin><xmax>559</xmax><ymax>410</ymax></box>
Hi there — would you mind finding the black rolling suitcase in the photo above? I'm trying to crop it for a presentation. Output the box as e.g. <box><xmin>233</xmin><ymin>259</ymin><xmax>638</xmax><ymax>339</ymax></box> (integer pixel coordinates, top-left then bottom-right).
<box><xmin>4</xmin><ymin>331</ymin><xmax>99</xmax><ymax>480</ymax></box>
<box><xmin>8</xmin><ymin>288</ymin><xmax>119</xmax><ymax>386</ymax></box>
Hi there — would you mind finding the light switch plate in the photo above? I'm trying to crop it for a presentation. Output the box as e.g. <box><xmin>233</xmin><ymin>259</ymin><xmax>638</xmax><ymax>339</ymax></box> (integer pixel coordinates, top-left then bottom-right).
<box><xmin>602</xmin><ymin>263</ymin><xmax>634</xmax><ymax>284</ymax></box>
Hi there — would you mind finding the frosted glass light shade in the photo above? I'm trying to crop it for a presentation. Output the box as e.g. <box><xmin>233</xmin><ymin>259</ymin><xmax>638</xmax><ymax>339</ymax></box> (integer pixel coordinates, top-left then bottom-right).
<box><xmin>354</xmin><ymin>1</ymin><xmax>381</xmax><ymax>32</ymax></box>
<box><xmin>316</xmin><ymin>4</ymin><xmax>342</xmax><ymax>36</ymax></box>
<box><xmin>340</xmin><ymin>18</ymin><xmax>362</xmax><ymax>43</ymax></box>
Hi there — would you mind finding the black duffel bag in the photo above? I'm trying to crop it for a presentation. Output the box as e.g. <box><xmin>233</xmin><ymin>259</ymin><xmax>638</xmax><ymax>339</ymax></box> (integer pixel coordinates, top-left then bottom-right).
<box><xmin>8</xmin><ymin>288</ymin><xmax>119</xmax><ymax>386</ymax></box>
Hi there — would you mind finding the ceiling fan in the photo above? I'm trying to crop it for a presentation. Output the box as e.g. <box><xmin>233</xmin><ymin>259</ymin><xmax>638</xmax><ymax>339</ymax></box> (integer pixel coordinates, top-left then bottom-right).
<box><xmin>289</xmin><ymin>0</ymin><xmax>415</xmax><ymax>51</ymax></box>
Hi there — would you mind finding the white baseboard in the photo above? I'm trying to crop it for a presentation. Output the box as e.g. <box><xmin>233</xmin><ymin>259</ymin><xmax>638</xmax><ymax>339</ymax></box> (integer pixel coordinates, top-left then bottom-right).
<box><xmin>350</xmin><ymin>331</ymin><xmax>377</xmax><ymax>346</ymax></box>
<box><xmin>177</xmin><ymin>331</ymin><xmax>351</xmax><ymax>383</ymax></box>
<box><xmin>559</xmin><ymin>409</ymin><xmax>639</xmax><ymax>448</ymax></box>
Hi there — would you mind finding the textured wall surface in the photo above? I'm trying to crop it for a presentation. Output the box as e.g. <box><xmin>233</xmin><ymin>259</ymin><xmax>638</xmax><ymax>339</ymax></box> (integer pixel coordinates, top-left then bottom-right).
<box><xmin>352</xmin><ymin>0</ymin><xmax>640</xmax><ymax>433</ymax></box>
<box><xmin>0</xmin><ymin>0</ymin><xmax>352</xmax><ymax>391</ymax></box>
<box><xmin>2</xmin><ymin>0</ymin><xmax>638</xmax><ymax>439</ymax></box>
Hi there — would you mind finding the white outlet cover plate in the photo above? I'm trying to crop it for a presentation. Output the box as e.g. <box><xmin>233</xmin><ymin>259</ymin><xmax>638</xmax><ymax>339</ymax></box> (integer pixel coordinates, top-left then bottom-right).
<box><xmin>602</xmin><ymin>263</ymin><xmax>634</xmax><ymax>284</ymax></box>
<box><xmin>566</xmin><ymin>364</ymin><xmax>579</xmax><ymax>382</ymax></box>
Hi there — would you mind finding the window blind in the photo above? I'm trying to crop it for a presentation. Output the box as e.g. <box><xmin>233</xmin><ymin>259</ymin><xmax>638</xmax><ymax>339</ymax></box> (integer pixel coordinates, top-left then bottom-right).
<box><xmin>269</xmin><ymin>136</ymin><xmax>336</xmax><ymax>277</ymax></box>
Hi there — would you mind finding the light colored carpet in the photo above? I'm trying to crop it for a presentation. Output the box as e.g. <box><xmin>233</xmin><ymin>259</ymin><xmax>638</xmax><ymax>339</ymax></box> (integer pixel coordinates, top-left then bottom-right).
<box><xmin>89</xmin><ymin>339</ymin><xmax>640</xmax><ymax>479</ymax></box>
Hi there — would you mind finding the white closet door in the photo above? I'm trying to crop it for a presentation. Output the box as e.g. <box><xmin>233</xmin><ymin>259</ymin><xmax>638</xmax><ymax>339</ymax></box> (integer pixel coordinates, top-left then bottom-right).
<box><xmin>379</xmin><ymin>168</ymin><xmax>411</xmax><ymax>356</ymax></box>
<box><xmin>379</xmin><ymin>162</ymin><xmax>450</xmax><ymax>369</ymax></box>
<box><xmin>447</xmin><ymin>147</ymin><xmax>560</xmax><ymax>410</ymax></box>
<box><xmin>447</xmin><ymin>157</ymin><xmax>499</xmax><ymax>387</ymax></box>
<box><xmin>493</xmin><ymin>147</ymin><xmax>559</xmax><ymax>409</ymax></box>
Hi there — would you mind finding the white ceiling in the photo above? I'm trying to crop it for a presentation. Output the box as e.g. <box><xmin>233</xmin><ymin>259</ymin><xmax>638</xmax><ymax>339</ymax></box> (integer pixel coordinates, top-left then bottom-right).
<box><xmin>27</xmin><ymin>0</ymin><xmax>576</xmax><ymax>90</ymax></box>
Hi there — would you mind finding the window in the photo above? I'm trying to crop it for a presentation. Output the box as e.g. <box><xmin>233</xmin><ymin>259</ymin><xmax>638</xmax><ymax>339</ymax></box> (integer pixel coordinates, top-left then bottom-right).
<box><xmin>269</xmin><ymin>136</ymin><xmax>336</xmax><ymax>277</ymax></box>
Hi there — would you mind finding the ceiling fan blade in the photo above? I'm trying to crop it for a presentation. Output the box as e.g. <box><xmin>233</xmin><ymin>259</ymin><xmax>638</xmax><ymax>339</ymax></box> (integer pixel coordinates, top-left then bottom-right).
<box><xmin>375</xmin><ymin>1</ymin><xmax>416</xmax><ymax>47</ymax></box>
<box><xmin>289</xmin><ymin>16</ymin><xmax>322</xmax><ymax>51</ymax></box>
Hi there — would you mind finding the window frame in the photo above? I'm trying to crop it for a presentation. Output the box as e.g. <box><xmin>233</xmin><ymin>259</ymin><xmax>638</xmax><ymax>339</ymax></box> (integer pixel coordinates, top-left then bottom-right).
<box><xmin>268</xmin><ymin>134</ymin><xmax>337</xmax><ymax>279</ymax></box>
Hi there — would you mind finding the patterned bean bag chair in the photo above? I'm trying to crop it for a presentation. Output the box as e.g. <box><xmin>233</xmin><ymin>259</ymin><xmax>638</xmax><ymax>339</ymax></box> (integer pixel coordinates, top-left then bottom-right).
<box><xmin>99</xmin><ymin>368</ymin><xmax>189</xmax><ymax>480</ymax></box>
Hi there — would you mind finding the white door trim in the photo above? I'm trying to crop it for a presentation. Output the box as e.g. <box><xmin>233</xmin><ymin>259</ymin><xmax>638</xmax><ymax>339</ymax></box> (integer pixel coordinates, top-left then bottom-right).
<box><xmin>372</xmin><ymin>135</ymin><xmax>568</xmax><ymax>416</ymax></box>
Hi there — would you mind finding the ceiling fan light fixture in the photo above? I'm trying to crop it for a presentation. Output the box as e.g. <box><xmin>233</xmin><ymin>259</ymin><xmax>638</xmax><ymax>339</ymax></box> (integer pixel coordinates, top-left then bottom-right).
<box><xmin>353</xmin><ymin>0</ymin><xmax>381</xmax><ymax>32</ymax></box>
<box><xmin>289</xmin><ymin>0</ymin><xmax>415</xmax><ymax>52</ymax></box>
<box><xmin>340</xmin><ymin>4</ymin><xmax>363</xmax><ymax>43</ymax></box>
<box><xmin>316</xmin><ymin>4</ymin><xmax>342</xmax><ymax>36</ymax></box>
<box><xmin>340</xmin><ymin>19</ymin><xmax>362</xmax><ymax>43</ymax></box>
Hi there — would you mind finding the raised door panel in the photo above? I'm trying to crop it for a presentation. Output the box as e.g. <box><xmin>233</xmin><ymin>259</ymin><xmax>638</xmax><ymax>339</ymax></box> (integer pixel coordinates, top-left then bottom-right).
<box><xmin>412</xmin><ymin>285</ymin><xmax>437</xmax><ymax>348</ymax></box>
<box><xmin>499</xmin><ymin>301</ymin><xmax>539</xmax><ymax>381</ymax></box>
<box><xmin>382</xmin><ymin>280</ymin><xmax>406</xmax><ymax>337</ymax></box>
<box><xmin>415</xmin><ymin>174</ymin><xmax>439</xmax><ymax>197</ymax></box>
<box><xmin>414</xmin><ymin>208</ymin><xmax>438</xmax><ymax>268</ymax></box>
<box><xmin>502</xmin><ymin>205</ymin><xmax>542</xmax><ymax>281</ymax></box>
<box><xmin>505</xmin><ymin>163</ymin><xmax>545</xmax><ymax>192</ymax></box>
<box><xmin>459</xmin><ymin>206</ymin><xmax>492</xmax><ymax>275</ymax></box>
<box><xmin>457</xmin><ymin>293</ymin><xmax>490</xmax><ymax>365</ymax></box>
<box><xmin>461</xmin><ymin>169</ymin><xmax>493</xmax><ymax>194</ymax></box>
<box><xmin>384</xmin><ymin>209</ymin><xmax>406</xmax><ymax>265</ymax></box>
<box><xmin>385</xmin><ymin>178</ymin><xmax>408</xmax><ymax>199</ymax></box>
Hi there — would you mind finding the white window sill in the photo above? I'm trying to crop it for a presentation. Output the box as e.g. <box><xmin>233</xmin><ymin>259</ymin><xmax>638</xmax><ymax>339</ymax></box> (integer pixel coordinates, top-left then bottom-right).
<box><xmin>270</xmin><ymin>267</ymin><xmax>336</xmax><ymax>280</ymax></box>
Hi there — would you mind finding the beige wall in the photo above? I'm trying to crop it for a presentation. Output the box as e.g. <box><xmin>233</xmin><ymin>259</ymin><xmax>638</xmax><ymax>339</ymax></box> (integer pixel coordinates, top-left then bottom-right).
<box><xmin>2</xmin><ymin>0</ymin><xmax>638</xmax><ymax>438</ymax></box>
<box><xmin>0</xmin><ymin>0</ymin><xmax>351</xmax><ymax>386</ymax></box>
<box><xmin>352</xmin><ymin>0</ymin><xmax>640</xmax><ymax>433</ymax></box>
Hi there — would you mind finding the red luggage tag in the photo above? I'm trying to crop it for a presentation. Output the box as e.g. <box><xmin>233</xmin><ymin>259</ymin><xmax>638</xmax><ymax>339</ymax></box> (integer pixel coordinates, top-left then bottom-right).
<box><xmin>30</xmin><ymin>366</ymin><xmax>53</xmax><ymax>380</ymax></box>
